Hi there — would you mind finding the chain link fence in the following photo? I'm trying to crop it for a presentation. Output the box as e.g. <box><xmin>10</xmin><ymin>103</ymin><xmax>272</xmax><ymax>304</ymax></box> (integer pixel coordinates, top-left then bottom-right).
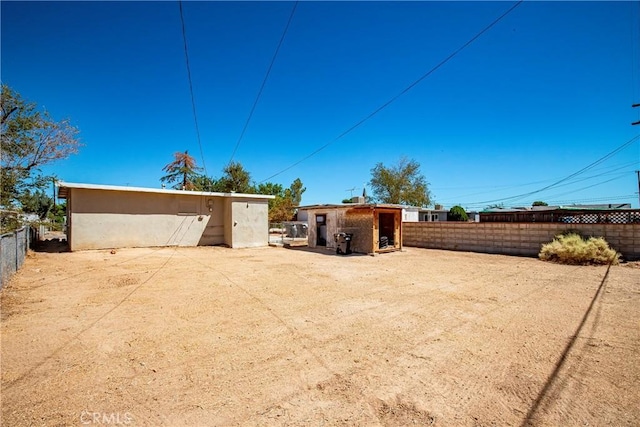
<box><xmin>269</xmin><ymin>222</ymin><xmax>308</xmax><ymax>246</ymax></box>
<box><xmin>1</xmin><ymin>226</ymin><xmax>31</xmax><ymax>289</ymax></box>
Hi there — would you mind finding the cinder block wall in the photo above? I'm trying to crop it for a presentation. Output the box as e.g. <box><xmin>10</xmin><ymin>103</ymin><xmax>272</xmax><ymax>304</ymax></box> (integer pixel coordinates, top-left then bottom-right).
<box><xmin>403</xmin><ymin>222</ymin><xmax>640</xmax><ymax>261</ymax></box>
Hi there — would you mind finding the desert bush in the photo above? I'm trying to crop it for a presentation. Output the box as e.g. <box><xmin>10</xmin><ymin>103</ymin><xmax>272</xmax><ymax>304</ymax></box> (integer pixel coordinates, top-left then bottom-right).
<box><xmin>539</xmin><ymin>233</ymin><xmax>620</xmax><ymax>265</ymax></box>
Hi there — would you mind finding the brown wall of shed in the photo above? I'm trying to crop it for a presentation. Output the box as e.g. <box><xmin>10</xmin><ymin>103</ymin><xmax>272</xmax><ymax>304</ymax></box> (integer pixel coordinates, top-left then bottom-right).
<box><xmin>344</xmin><ymin>210</ymin><xmax>374</xmax><ymax>254</ymax></box>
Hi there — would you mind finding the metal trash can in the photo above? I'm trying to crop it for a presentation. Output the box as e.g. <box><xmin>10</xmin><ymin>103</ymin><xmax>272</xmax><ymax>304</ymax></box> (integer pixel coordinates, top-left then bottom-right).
<box><xmin>334</xmin><ymin>232</ymin><xmax>353</xmax><ymax>255</ymax></box>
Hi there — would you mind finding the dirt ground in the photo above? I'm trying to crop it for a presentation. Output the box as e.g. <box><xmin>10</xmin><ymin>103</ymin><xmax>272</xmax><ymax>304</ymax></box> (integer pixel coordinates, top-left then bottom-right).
<box><xmin>1</xmin><ymin>245</ymin><xmax>639</xmax><ymax>426</ymax></box>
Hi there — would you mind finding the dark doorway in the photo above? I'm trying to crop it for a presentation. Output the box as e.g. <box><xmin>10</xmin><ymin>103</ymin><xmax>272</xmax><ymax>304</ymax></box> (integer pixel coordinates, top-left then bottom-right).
<box><xmin>378</xmin><ymin>213</ymin><xmax>395</xmax><ymax>248</ymax></box>
<box><xmin>316</xmin><ymin>214</ymin><xmax>327</xmax><ymax>246</ymax></box>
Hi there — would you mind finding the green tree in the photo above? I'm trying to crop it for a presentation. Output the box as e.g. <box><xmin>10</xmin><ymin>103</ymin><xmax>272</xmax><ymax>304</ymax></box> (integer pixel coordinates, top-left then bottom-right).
<box><xmin>160</xmin><ymin>150</ymin><xmax>201</xmax><ymax>190</ymax></box>
<box><xmin>369</xmin><ymin>157</ymin><xmax>431</xmax><ymax>206</ymax></box>
<box><xmin>256</xmin><ymin>182</ymin><xmax>284</xmax><ymax>198</ymax></box>
<box><xmin>19</xmin><ymin>189</ymin><xmax>53</xmax><ymax>220</ymax></box>
<box><xmin>48</xmin><ymin>201</ymin><xmax>66</xmax><ymax>225</ymax></box>
<box><xmin>448</xmin><ymin>205</ymin><xmax>469</xmax><ymax>221</ymax></box>
<box><xmin>1</xmin><ymin>84</ymin><xmax>81</xmax><ymax>209</ymax></box>
<box><xmin>217</xmin><ymin>161</ymin><xmax>253</xmax><ymax>193</ymax></box>
<box><xmin>532</xmin><ymin>201</ymin><xmax>548</xmax><ymax>206</ymax></box>
<box><xmin>257</xmin><ymin>179</ymin><xmax>306</xmax><ymax>222</ymax></box>
<box><xmin>289</xmin><ymin>178</ymin><xmax>305</xmax><ymax>206</ymax></box>
<box><xmin>342</xmin><ymin>198</ymin><xmax>352</xmax><ymax>204</ymax></box>
<box><xmin>192</xmin><ymin>174</ymin><xmax>218</xmax><ymax>192</ymax></box>
<box><xmin>270</xmin><ymin>189</ymin><xmax>296</xmax><ymax>222</ymax></box>
<box><xmin>256</xmin><ymin>182</ymin><xmax>284</xmax><ymax>216</ymax></box>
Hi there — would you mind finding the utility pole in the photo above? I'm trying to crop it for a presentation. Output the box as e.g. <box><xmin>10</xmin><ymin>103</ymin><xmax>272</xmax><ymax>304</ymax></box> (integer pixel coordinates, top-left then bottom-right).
<box><xmin>632</xmin><ymin>103</ymin><xmax>639</xmax><ymax>206</ymax></box>
<box><xmin>636</xmin><ymin>170</ymin><xmax>640</xmax><ymax>208</ymax></box>
<box><xmin>52</xmin><ymin>177</ymin><xmax>56</xmax><ymax>210</ymax></box>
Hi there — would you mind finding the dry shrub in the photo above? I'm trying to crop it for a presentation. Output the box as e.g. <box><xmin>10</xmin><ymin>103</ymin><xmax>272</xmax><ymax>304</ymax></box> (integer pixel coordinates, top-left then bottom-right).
<box><xmin>539</xmin><ymin>233</ymin><xmax>620</xmax><ymax>265</ymax></box>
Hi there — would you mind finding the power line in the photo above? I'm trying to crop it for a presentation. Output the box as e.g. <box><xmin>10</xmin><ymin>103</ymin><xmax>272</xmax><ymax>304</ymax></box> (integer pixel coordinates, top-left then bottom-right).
<box><xmin>631</xmin><ymin>1</ymin><xmax>640</xmax><ymax>125</ymax></box>
<box><xmin>433</xmin><ymin>161</ymin><xmax>638</xmax><ymax>203</ymax></box>
<box><xmin>538</xmin><ymin>174</ymin><xmax>630</xmax><ymax>202</ymax></box>
<box><xmin>470</xmin><ymin>134</ymin><xmax>640</xmax><ymax>206</ymax></box>
<box><xmin>545</xmin><ymin>194</ymin><xmax>636</xmax><ymax>205</ymax></box>
<box><xmin>631</xmin><ymin>1</ymin><xmax>640</xmax><ymax>121</ymax></box>
<box><xmin>178</xmin><ymin>0</ymin><xmax>207</xmax><ymax>176</ymax></box>
<box><xmin>463</xmin><ymin>194</ymin><xmax>636</xmax><ymax>210</ymax></box>
<box><xmin>259</xmin><ymin>0</ymin><xmax>524</xmax><ymax>183</ymax></box>
<box><xmin>228</xmin><ymin>1</ymin><xmax>299</xmax><ymax>166</ymax></box>
<box><xmin>501</xmin><ymin>167</ymin><xmax>635</xmax><ymax>201</ymax></box>
<box><xmin>433</xmin><ymin>160</ymin><xmax>638</xmax><ymax>192</ymax></box>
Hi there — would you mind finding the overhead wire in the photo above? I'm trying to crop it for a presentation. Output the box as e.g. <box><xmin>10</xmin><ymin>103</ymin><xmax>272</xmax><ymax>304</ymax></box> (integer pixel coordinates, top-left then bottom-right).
<box><xmin>632</xmin><ymin>1</ymin><xmax>640</xmax><ymax>123</ymax></box>
<box><xmin>259</xmin><ymin>0</ymin><xmax>525</xmax><ymax>183</ymax></box>
<box><xmin>228</xmin><ymin>1</ymin><xmax>299</xmax><ymax>166</ymax></box>
<box><xmin>432</xmin><ymin>160</ymin><xmax>638</xmax><ymax>192</ymax></box>
<box><xmin>436</xmin><ymin>162</ymin><xmax>638</xmax><ymax>204</ymax></box>
<box><xmin>535</xmin><ymin>174</ymin><xmax>631</xmax><ymax>202</ymax></box>
<box><xmin>524</xmin><ymin>166</ymin><xmax>634</xmax><ymax>191</ymax></box>
<box><xmin>544</xmin><ymin>194</ymin><xmax>636</xmax><ymax>205</ymax></box>
<box><xmin>178</xmin><ymin>0</ymin><xmax>207</xmax><ymax>176</ymax></box>
<box><xmin>462</xmin><ymin>193</ymin><xmax>636</xmax><ymax>210</ymax></box>
<box><xmin>468</xmin><ymin>134</ymin><xmax>640</xmax><ymax>206</ymax></box>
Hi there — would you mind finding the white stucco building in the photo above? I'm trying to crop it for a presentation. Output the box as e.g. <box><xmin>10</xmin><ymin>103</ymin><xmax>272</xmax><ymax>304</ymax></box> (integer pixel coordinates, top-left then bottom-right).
<box><xmin>58</xmin><ymin>182</ymin><xmax>274</xmax><ymax>251</ymax></box>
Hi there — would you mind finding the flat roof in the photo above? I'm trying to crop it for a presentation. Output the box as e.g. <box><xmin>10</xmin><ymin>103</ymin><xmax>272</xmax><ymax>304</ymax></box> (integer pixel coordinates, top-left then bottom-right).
<box><xmin>57</xmin><ymin>182</ymin><xmax>275</xmax><ymax>200</ymax></box>
<box><xmin>298</xmin><ymin>203</ymin><xmax>405</xmax><ymax>210</ymax></box>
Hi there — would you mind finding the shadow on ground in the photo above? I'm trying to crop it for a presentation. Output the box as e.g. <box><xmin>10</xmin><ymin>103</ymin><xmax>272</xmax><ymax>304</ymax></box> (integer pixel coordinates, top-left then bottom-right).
<box><xmin>285</xmin><ymin>245</ymin><xmax>368</xmax><ymax>257</ymax></box>
<box><xmin>32</xmin><ymin>238</ymin><xmax>69</xmax><ymax>253</ymax></box>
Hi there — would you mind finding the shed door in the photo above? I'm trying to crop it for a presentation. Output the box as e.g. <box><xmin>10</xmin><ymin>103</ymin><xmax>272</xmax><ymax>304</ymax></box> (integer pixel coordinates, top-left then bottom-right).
<box><xmin>378</xmin><ymin>213</ymin><xmax>395</xmax><ymax>247</ymax></box>
<box><xmin>316</xmin><ymin>214</ymin><xmax>327</xmax><ymax>246</ymax></box>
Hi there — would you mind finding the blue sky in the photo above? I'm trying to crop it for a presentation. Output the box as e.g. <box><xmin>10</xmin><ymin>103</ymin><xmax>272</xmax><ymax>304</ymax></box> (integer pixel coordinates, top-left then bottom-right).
<box><xmin>2</xmin><ymin>1</ymin><xmax>639</xmax><ymax>209</ymax></box>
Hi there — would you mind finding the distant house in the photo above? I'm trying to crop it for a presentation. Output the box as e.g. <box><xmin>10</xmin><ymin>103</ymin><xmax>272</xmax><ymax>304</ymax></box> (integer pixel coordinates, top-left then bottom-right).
<box><xmin>418</xmin><ymin>208</ymin><xmax>449</xmax><ymax>222</ymax></box>
<box><xmin>297</xmin><ymin>203</ymin><xmax>403</xmax><ymax>254</ymax></box>
<box><xmin>58</xmin><ymin>182</ymin><xmax>274</xmax><ymax>251</ymax></box>
<box><xmin>402</xmin><ymin>206</ymin><xmax>420</xmax><ymax>222</ymax></box>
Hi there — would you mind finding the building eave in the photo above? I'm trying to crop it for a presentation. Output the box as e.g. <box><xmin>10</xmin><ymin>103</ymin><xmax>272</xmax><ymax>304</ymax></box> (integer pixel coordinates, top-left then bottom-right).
<box><xmin>57</xmin><ymin>182</ymin><xmax>275</xmax><ymax>200</ymax></box>
<box><xmin>297</xmin><ymin>203</ymin><xmax>405</xmax><ymax>211</ymax></box>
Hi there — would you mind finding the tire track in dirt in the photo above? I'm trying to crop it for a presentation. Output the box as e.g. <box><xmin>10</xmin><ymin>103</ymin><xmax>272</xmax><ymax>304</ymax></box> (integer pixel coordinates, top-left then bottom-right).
<box><xmin>172</xmin><ymin>250</ymin><xmax>339</xmax><ymax>378</ymax></box>
<box><xmin>227</xmin><ymin>259</ymin><xmax>583</xmax><ymax>425</ymax></box>
<box><xmin>427</xmin><ymin>266</ymin><xmax>590</xmax><ymax>425</ymax></box>
<box><xmin>332</xmin><ymin>264</ymin><xmax>589</xmax><ymax>425</ymax></box>
<box><xmin>166</xmin><ymin>250</ymin><xmax>441</xmax><ymax>425</ymax></box>
<box><xmin>4</xmin><ymin>247</ymin><xmax>636</xmax><ymax>425</ymax></box>
<box><xmin>221</xmin><ymin>255</ymin><xmax>604</xmax><ymax>425</ymax></box>
<box><xmin>16</xmin><ymin>215</ymin><xmax>196</xmax><ymax>293</ymax></box>
<box><xmin>14</xmin><ymin>246</ymin><xmax>170</xmax><ymax>292</ymax></box>
<box><xmin>211</xmin><ymin>254</ymin><xmax>570</xmax><ymax>424</ymax></box>
<box><xmin>2</xmin><ymin>248</ymin><xmax>177</xmax><ymax>392</ymax></box>
<box><xmin>519</xmin><ymin>264</ymin><xmax>612</xmax><ymax>426</ymax></box>
<box><xmin>481</xmin><ymin>266</ymin><xmax>607</xmax><ymax>425</ymax></box>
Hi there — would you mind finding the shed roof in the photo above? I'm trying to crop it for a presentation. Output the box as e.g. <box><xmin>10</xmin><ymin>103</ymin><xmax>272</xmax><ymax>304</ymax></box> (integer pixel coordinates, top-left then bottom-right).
<box><xmin>297</xmin><ymin>203</ymin><xmax>405</xmax><ymax>211</ymax></box>
<box><xmin>57</xmin><ymin>182</ymin><xmax>275</xmax><ymax>200</ymax></box>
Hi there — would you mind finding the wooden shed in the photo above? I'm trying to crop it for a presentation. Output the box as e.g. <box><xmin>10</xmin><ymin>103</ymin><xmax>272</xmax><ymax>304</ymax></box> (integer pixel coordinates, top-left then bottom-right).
<box><xmin>296</xmin><ymin>204</ymin><xmax>403</xmax><ymax>254</ymax></box>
